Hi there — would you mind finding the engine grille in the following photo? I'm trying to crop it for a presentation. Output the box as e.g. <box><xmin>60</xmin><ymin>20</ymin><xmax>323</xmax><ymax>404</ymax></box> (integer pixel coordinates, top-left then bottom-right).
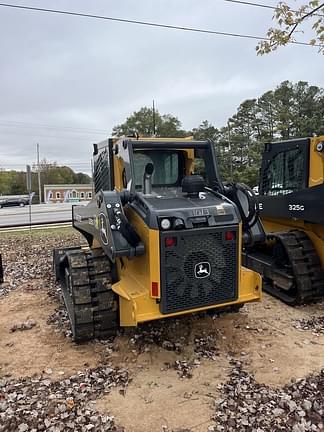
<box><xmin>160</xmin><ymin>227</ymin><xmax>238</xmax><ymax>314</ymax></box>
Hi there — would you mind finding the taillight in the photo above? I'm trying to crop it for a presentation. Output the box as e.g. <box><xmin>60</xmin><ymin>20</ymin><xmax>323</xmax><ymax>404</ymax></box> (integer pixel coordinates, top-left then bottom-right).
<box><xmin>151</xmin><ymin>282</ymin><xmax>159</xmax><ymax>297</ymax></box>
<box><xmin>225</xmin><ymin>231</ymin><xmax>236</xmax><ymax>241</ymax></box>
<box><xmin>165</xmin><ymin>237</ymin><xmax>177</xmax><ymax>247</ymax></box>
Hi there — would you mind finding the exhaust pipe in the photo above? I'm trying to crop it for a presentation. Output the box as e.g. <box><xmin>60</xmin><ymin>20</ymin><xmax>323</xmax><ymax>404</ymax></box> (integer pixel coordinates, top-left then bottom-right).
<box><xmin>143</xmin><ymin>163</ymin><xmax>154</xmax><ymax>195</ymax></box>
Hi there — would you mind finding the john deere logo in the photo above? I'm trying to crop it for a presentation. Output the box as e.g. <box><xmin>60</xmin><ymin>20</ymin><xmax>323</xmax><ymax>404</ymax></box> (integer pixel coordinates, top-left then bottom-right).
<box><xmin>194</xmin><ymin>262</ymin><xmax>211</xmax><ymax>279</ymax></box>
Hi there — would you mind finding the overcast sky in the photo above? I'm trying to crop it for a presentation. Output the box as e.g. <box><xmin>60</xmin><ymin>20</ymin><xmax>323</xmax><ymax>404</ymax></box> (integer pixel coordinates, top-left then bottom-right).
<box><xmin>0</xmin><ymin>0</ymin><xmax>323</xmax><ymax>173</ymax></box>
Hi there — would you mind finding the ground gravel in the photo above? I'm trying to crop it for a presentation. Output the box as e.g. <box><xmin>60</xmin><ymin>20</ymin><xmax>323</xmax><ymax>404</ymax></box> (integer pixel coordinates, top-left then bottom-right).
<box><xmin>0</xmin><ymin>365</ymin><xmax>129</xmax><ymax>432</ymax></box>
<box><xmin>2</xmin><ymin>229</ymin><xmax>324</xmax><ymax>431</ymax></box>
<box><xmin>294</xmin><ymin>316</ymin><xmax>324</xmax><ymax>336</ymax></box>
<box><xmin>212</xmin><ymin>360</ymin><xmax>324</xmax><ymax>432</ymax></box>
<box><xmin>0</xmin><ymin>230</ymin><xmax>81</xmax><ymax>297</ymax></box>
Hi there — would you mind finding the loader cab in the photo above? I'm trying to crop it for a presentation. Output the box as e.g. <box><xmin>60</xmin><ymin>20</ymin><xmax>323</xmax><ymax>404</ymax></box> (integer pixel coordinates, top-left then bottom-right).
<box><xmin>100</xmin><ymin>138</ymin><xmax>224</xmax><ymax>196</ymax></box>
<box><xmin>258</xmin><ymin>136</ymin><xmax>324</xmax><ymax>224</ymax></box>
<box><xmin>92</xmin><ymin>137</ymin><xmax>263</xmax><ymax>240</ymax></box>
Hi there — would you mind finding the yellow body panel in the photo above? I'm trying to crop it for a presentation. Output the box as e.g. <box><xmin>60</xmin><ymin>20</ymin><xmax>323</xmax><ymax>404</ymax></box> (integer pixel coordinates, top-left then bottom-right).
<box><xmin>112</xmin><ymin>207</ymin><xmax>261</xmax><ymax>327</ymax></box>
<box><xmin>113</xmin><ymin>156</ymin><xmax>124</xmax><ymax>191</ymax></box>
<box><xmin>115</xmin><ymin>265</ymin><xmax>261</xmax><ymax>326</ymax></box>
<box><xmin>309</xmin><ymin>136</ymin><xmax>324</xmax><ymax>187</ymax></box>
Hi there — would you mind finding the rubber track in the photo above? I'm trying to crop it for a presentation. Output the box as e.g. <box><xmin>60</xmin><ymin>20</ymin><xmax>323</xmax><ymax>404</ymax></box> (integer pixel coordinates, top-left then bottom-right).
<box><xmin>264</xmin><ymin>230</ymin><xmax>324</xmax><ymax>305</ymax></box>
<box><xmin>63</xmin><ymin>248</ymin><xmax>118</xmax><ymax>342</ymax></box>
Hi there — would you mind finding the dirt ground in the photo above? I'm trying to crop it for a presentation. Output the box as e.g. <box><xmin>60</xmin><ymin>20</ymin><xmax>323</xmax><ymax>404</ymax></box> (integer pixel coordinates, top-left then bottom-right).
<box><xmin>1</xmin><ymin>229</ymin><xmax>324</xmax><ymax>432</ymax></box>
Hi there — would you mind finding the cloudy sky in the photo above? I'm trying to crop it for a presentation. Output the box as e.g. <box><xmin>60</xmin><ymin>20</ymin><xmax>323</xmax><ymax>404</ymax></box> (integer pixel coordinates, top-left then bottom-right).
<box><xmin>0</xmin><ymin>0</ymin><xmax>323</xmax><ymax>173</ymax></box>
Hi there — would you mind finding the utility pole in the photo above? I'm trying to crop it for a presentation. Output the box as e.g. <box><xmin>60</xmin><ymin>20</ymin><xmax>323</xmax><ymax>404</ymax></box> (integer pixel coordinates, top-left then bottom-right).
<box><xmin>37</xmin><ymin>143</ymin><xmax>41</xmax><ymax>204</ymax></box>
<box><xmin>26</xmin><ymin>164</ymin><xmax>32</xmax><ymax>231</ymax></box>
<box><xmin>227</xmin><ymin>120</ymin><xmax>233</xmax><ymax>181</ymax></box>
<box><xmin>152</xmin><ymin>99</ymin><xmax>156</xmax><ymax>136</ymax></box>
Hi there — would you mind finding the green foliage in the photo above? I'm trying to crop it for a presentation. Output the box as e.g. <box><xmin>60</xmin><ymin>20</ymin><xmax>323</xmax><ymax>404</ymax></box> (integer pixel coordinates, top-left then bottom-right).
<box><xmin>257</xmin><ymin>1</ymin><xmax>324</xmax><ymax>54</ymax></box>
<box><xmin>214</xmin><ymin>81</ymin><xmax>324</xmax><ymax>186</ymax></box>
<box><xmin>112</xmin><ymin>81</ymin><xmax>323</xmax><ymax>187</ymax></box>
<box><xmin>0</xmin><ymin>161</ymin><xmax>91</xmax><ymax>201</ymax></box>
<box><xmin>112</xmin><ymin>106</ymin><xmax>189</xmax><ymax>138</ymax></box>
<box><xmin>192</xmin><ymin>120</ymin><xmax>219</xmax><ymax>140</ymax></box>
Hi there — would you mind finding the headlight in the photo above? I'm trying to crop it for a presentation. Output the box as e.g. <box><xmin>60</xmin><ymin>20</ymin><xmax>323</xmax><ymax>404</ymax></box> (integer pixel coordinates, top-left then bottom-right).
<box><xmin>160</xmin><ymin>218</ymin><xmax>171</xmax><ymax>230</ymax></box>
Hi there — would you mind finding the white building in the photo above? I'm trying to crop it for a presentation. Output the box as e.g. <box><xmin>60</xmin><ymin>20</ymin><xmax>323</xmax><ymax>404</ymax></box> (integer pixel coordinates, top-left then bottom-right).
<box><xmin>44</xmin><ymin>184</ymin><xmax>93</xmax><ymax>203</ymax></box>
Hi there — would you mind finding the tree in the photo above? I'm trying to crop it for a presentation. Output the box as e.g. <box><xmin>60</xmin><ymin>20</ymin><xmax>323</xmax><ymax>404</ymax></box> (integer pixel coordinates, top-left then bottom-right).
<box><xmin>0</xmin><ymin>170</ymin><xmax>16</xmax><ymax>195</ymax></box>
<box><xmin>265</xmin><ymin>81</ymin><xmax>324</xmax><ymax>138</ymax></box>
<box><xmin>257</xmin><ymin>1</ymin><xmax>324</xmax><ymax>54</ymax></box>
<box><xmin>0</xmin><ymin>161</ymin><xmax>91</xmax><ymax>200</ymax></box>
<box><xmin>112</xmin><ymin>107</ymin><xmax>189</xmax><ymax>137</ymax></box>
<box><xmin>111</xmin><ymin>83</ymin><xmax>323</xmax><ymax>187</ymax></box>
<box><xmin>272</xmin><ymin>80</ymin><xmax>296</xmax><ymax>139</ymax></box>
<box><xmin>291</xmin><ymin>81</ymin><xmax>324</xmax><ymax>136</ymax></box>
<box><xmin>192</xmin><ymin>120</ymin><xmax>219</xmax><ymax>140</ymax></box>
<box><xmin>222</xmin><ymin>99</ymin><xmax>263</xmax><ymax>186</ymax></box>
<box><xmin>214</xmin><ymin>126</ymin><xmax>233</xmax><ymax>183</ymax></box>
<box><xmin>256</xmin><ymin>90</ymin><xmax>276</xmax><ymax>141</ymax></box>
<box><xmin>74</xmin><ymin>172</ymin><xmax>92</xmax><ymax>184</ymax></box>
<box><xmin>213</xmin><ymin>81</ymin><xmax>324</xmax><ymax>186</ymax></box>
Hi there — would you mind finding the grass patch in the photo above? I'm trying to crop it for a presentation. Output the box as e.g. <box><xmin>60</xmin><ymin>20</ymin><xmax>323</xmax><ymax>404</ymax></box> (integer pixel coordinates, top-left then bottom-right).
<box><xmin>0</xmin><ymin>226</ymin><xmax>77</xmax><ymax>240</ymax></box>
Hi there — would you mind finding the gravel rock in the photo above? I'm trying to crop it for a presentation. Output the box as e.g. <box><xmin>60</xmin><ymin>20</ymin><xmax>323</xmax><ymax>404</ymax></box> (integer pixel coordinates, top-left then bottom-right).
<box><xmin>213</xmin><ymin>360</ymin><xmax>324</xmax><ymax>432</ymax></box>
<box><xmin>10</xmin><ymin>319</ymin><xmax>37</xmax><ymax>332</ymax></box>
<box><xmin>194</xmin><ymin>333</ymin><xmax>220</xmax><ymax>360</ymax></box>
<box><xmin>0</xmin><ymin>231</ymin><xmax>81</xmax><ymax>297</ymax></box>
<box><xmin>294</xmin><ymin>316</ymin><xmax>324</xmax><ymax>335</ymax></box>
<box><xmin>47</xmin><ymin>304</ymin><xmax>72</xmax><ymax>338</ymax></box>
<box><xmin>303</xmin><ymin>400</ymin><xmax>312</xmax><ymax>411</ymax></box>
<box><xmin>129</xmin><ymin>319</ymin><xmax>188</xmax><ymax>354</ymax></box>
<box><xmin>0</xmin><ymin>365</ymin><xmax>129</xmax><ymax>432</ymax></box>
<box><xmin>173</xmin><ymin>360</ymin><xmax>193</xmax><ymax>379</ymax></box>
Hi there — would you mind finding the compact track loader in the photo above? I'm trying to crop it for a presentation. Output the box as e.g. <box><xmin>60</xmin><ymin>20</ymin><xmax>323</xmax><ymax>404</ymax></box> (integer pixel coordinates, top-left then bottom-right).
<box><xmin>243</xmin><ymin>135</ymin><xmax>324</xmax><ymax>305</ymax></box>
<box><xmin>54</xmin><ymin>138</ymin><xmax>263</xmax><ymax>341</ymax></box>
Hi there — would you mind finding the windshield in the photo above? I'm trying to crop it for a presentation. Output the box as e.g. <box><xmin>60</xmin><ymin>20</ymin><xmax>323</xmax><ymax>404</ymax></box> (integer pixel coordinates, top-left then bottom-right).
<box><xmin>134</xmin><ymin>150</ymin><xmax>182</xmax><ymax>188</ymax></box>
<box><xmin>133</xmin><ymin>147</ymin><xmax>218</xmax><ymax>191</ymax></box>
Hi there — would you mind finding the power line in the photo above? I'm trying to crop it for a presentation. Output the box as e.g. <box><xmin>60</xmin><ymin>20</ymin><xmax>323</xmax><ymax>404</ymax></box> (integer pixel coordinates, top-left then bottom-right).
<box><xmin>0</xmin><ymin>2</ymin><xmax>319</xmax><ymax>47</ymax></box>
<box><xmin>224</xmin><ymin>0</ymin><xmax>324</xmax><ymax>18</ymax></box>
<box><xmin>224</xmin><ymin>0</ymin><xmax>275</xmax><ymax>11</ymax></box>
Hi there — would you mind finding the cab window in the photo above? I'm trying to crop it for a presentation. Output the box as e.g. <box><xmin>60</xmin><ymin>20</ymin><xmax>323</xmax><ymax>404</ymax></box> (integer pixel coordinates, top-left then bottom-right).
<box><xmin>192</xmin><ymin>157</ymin><xmax>206</xmax><ymax>179</ymax></box>
<box><xmin>262</xmin><ymin>148</ymin><xmax>304</xmax><ymax>195</ymax></box>
<box><xmin>133</xmin><ymin>150</ymin><xmax>182</xmax><ymax>188</ymax></box>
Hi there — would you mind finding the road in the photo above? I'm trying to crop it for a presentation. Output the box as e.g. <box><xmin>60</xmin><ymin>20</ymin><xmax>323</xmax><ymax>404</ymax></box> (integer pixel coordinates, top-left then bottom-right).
<box><xmin>0</xmin><ymin>202</ymin><xmax>88</xmax><ymax>227</ymax></box>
